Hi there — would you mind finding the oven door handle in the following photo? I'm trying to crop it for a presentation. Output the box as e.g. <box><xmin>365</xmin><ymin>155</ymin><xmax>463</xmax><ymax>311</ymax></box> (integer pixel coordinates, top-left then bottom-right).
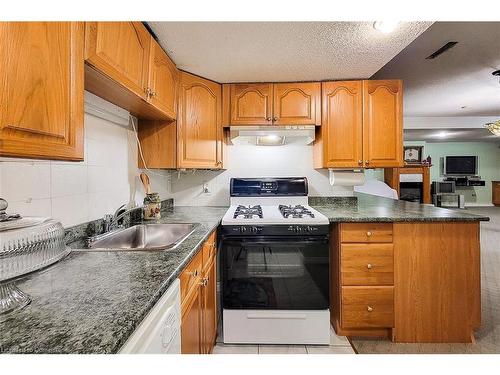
<box><xmin>222</xmin><ymin>237</ymin><xmax>329</xmax><ymax>245</ymax></box>
<box><xmin>246</xmin><ymin>313</ymin><xmax>307</xmax><ymax>320</ymax></box>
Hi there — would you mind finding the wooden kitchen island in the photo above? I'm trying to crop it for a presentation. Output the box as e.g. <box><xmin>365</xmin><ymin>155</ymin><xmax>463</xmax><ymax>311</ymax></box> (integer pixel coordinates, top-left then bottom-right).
<box><xmin>312</xmin><ymin>194</ymin><xmax>488</xmax><ymax>343</ymax></box>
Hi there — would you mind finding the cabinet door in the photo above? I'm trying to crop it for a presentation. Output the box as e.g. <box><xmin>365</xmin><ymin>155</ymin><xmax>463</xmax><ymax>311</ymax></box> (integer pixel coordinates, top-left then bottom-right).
<box><xmin>493</xmin><ymin>182</ymin><xmax>500</xmax><ymax>206</ymax></box>
<box><xmin>181</xmin><ymin>285</ymin><xmax>202</xmax><ymax>354</ymax></box>
<box><xmin>0</xmin><ymin>22</ymin><xmax>84</xmax><ymax>161</ymax></box>
<box><xmin>201</xmin><ymin>258</ymin><xmax>217</xmax><ymax>354</ymax></box>
<box><xmin>230</xmin><ymin>83</ymin><xmax>273</xmax><ymax>125</ymax></box>
<box><xmin>273</xmin><ymin>82</ymin><xmax>321</xmax><ymax>125</ymax></box>
<box><xmin>85</xmin><ymin>22</ymin><xmax>151</xmax><ymax>99</ymax></box>
<box><xmin>148</xmin><ymin>39</ymin><xmax>177</xmax><ymax>119</ymax></box>
<box><xmin>362</xmin><ymin>80</ymin><xmax>403</xmax><ymax>168</ymax></box>
<box><xmin>177</xmin><ymin>72</ymin><xmax>221</xmax><ymax>168</ymax></box>
<box><xmin>321</xmin><ymin>81</ymin><xmax>363</xmax><ymax>168</ymax></box>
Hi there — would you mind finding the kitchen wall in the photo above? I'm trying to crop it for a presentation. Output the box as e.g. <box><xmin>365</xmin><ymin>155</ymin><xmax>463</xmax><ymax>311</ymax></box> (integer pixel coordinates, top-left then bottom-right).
<box><xmin>0</xmin><ymin>111</ymin><xmax>170</xmax><ymax>227</ymax></box>
<box><xmin>404</xmin><ymin>140</ymin><xmax>500</xmax><ymax>205</ymax></box>
<box><xmin>169</xmin><ymin>144</ymin><xmax>383</xmax><ymax>206</ymax></box>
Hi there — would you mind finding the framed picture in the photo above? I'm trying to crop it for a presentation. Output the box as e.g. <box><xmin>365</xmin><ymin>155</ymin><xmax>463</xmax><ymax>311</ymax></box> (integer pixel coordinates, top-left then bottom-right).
<box><xmin>404</xmin><ymin>146</ymin><xmax>424</xmax><ymax>164</ymax></box>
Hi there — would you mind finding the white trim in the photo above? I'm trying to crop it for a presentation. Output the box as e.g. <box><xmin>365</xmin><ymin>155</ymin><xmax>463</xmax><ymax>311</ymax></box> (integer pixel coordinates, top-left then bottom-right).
<box><xmin>404</xmin><ymin>116</ymin><xmax>499</xmax><ymax>129</ymax></box>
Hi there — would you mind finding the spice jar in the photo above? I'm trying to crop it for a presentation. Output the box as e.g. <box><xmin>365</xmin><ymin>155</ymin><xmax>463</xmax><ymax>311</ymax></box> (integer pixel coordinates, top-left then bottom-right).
<box><xmin>143</xmin><ymin>193</ymin><xmax>161</xmax><ymax>220</ymax></box>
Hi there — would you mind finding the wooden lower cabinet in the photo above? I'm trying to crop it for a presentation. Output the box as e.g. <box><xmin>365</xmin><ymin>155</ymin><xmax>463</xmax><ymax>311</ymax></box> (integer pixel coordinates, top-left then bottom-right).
<box><xmin>180</xmin><ymin>230</ymin><xmax>218</xmax><ymax>354</ymax></box>
<box><xmin>181</xmin><ymin>282</ymin><xmax>202</xmax><ymax>354</ymax></box>
<box><xmin>201</xmin><ymin>257</ymin><xmax>217</xmax><ymax>354</ymax></box>
<box><xmin>331</xmin><ymin>221</ymin><xmax>481</xmax><ymax>343</ymax></box>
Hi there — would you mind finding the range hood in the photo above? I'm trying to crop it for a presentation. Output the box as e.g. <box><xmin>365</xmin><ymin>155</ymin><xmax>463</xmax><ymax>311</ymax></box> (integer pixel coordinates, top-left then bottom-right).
<box><xmin>229</xmin><ymin>125</ymin><xmax>316</xmax><ymax>146</ymax></box>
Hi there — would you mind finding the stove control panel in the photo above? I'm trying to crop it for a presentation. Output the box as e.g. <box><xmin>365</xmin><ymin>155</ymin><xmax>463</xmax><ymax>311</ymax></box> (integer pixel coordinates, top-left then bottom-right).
<box><xmin>222</xmin><ymin>224</ymin><xmax>329</xmax><ymax>237</ymax></box>
<box><xmin>287</xmin><ymin>225</ymin><xmax>320</xmax><ymax>233</ymax></box>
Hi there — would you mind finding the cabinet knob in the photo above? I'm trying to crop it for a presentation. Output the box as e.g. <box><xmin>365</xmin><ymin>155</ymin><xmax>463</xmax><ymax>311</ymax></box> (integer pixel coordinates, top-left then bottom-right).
<box><xmin>367</xmin><ymin>263</ymin><xmax>373</xmax><ymax>269</ymax></box>
<box><xmin>273</xmin><ymin>117</ymin><xmax>278</xmax><ymax>122</ymax></box>
<box><xmin>366</xmin><ymin>231</ymin><xmax>373</xmax><ymax>237</ymax></box>
<box><xmin>365</xmin><ymin>160</ymin><xmax>370</xmax><ymax>165</ymax></box>
<box><xmin>151</xmin><ymin>91</ymin><xmax>157</xmax><ymax>98</ymax></box>
<box><xmin>266</xmin><ymin>117</ymin><xmax>272</xmax><ymax>121</ymax></box>
<box><xmin>367</xmin><ymin>306</ymin><xmax>373</xmax><ymax>312</ymax></box>
<box><xmin>199</xmin><ymin>277</ymin><xmax>208</xmax><ymax>287</ymax></box>
<box><xmin>358</xmin><ymin>160</ymin><xmax>363</xmax><ymax>165</ymax></box>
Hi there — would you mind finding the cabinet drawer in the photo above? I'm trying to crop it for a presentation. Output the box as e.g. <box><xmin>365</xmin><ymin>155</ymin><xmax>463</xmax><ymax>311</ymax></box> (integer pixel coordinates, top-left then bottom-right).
<box><xmin>341</xmin><ymin>286</ymin><xmax>394</xmax><ymax>328</ymax></box>
<box><xmin>341</xmin><ymin>243</ymin><xmax>394</xmax><ymax>285</ymax></box>
<box><xmin>180</xmin><ymin>251</ymin><xmax>203</xmax><ymax>301</ymax></box>
<box><xmin>340</xmin><ymin>223</ymin><xmax>393</xmax><ymax>243</ymax></box>
<box><xmin>202</xmin><ymin>231</ymin><xmax>217</xmax><ymax>270</ymax></box>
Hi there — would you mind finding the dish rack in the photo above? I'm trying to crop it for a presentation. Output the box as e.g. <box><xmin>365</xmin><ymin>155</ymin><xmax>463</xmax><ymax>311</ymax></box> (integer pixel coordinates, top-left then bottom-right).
<box><xmin>0</xmin><ymin>207</ymin><xmax>70</xmax><ymax>321</ymax></box>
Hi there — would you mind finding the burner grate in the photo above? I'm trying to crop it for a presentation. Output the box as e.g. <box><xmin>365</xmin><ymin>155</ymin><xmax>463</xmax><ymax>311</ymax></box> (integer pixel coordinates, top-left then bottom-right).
<box><xmin>233</xmin><ymin>205</ymin><xmax>263</xmax><ymax>219</ymax></box>
<box><xmin>278</xmin><ymin>205</ymin><xmax>315</xmax><ymax>219</ymax></box>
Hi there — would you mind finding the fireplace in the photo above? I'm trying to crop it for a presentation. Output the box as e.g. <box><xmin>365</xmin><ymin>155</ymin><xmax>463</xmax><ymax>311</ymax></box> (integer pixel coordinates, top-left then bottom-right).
<box><xmin>400</xmin><ymin>182</ymin><xmax>423</xmax><ymax>203</ymax></box>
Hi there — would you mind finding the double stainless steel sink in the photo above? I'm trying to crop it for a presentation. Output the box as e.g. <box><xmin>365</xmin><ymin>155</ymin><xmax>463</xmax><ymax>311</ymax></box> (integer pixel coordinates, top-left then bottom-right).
<box><xmin>84</xmin><ymin>223</ymin><xmax>198</xmax><ymax>251</ymax></box>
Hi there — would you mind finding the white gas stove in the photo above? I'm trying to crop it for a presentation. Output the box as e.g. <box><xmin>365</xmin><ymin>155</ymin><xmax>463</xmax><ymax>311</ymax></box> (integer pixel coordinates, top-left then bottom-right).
<box><xmin>220</xmin><ymin>177</ymin><xmax>330</xmax><ymax>345</ymax></box>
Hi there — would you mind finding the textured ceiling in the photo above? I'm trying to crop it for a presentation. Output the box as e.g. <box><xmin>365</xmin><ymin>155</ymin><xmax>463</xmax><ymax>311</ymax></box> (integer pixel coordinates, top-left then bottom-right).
<box><xmin>147</xmin><ymin>22</ymin><xmax>432</xmax><ymax>83</ymax></box>
<box><xmin>405</xmin><ymin>128</ymin><xmax>500</xmax><ymax>143</ymax></box>
<box><xmin>373</xmin><ymin>22</ymin><xmax>500</xmax><ymax>117</ymax></box>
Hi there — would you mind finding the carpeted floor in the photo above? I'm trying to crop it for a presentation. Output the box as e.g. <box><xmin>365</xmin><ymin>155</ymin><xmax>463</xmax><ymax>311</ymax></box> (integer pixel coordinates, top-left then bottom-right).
<box><xmin>351</xmin><ymin>206</ymin><xmax>500</xmax><ymax>354</ymax></box>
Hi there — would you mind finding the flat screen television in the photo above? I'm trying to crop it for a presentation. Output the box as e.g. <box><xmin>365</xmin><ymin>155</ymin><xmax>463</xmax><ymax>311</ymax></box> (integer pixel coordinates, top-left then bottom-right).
<box><xmin>444</xmin><ymin>156</ymin><xmax>478</xmax><ymax>176</ymax></box>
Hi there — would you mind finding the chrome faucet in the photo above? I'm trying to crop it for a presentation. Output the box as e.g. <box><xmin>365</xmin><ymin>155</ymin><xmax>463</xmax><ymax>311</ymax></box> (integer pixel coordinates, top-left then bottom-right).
<box><xmin>102</xmin><ymin>204</ymin><xmax>142</xmax><ymax>232</ymax></box>
<box><xmin>87</xmin><ymin>203</ymin><xmax>143</xmax><ymax>248</ymax></box>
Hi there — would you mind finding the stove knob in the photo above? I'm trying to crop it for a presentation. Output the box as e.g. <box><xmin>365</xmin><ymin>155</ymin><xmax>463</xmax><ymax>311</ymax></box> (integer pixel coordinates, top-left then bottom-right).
<box><xmin>296</xmin><ymin>226</ymin><xmax>302</xmax><ymax>233</ymax></box>
<box><xmin>305</xmin><ymin>226</ymin><xmax>311</xmax><ymax>233</ymax></box>
<box><xmin>288</xmin><ymin>226</ymin><xmax>296</xmax><ymax>232</ymax></box>
<box><xmin>240</xmin><ymin>226</ymin><xmax>247</xmax><ymax>232</ymax></box>
<box><xmin>251</xmin><ymin>226</ymin><xmax>258</xmax><ymax>233</ymax></box>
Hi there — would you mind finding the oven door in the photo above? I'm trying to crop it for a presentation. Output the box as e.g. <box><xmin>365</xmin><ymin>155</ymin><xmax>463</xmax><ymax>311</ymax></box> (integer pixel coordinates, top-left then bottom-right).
<box><xmin>221</xmin><ymin>236</ymin><xmax>329</xmax><ymax>310</ymax></box>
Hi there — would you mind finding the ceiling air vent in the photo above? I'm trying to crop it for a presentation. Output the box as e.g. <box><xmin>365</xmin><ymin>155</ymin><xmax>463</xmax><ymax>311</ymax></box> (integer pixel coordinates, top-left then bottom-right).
<box><xmin>425</xmin><ymin>41</ymin><xmax>458</xmax><ymax>59</ymax></box>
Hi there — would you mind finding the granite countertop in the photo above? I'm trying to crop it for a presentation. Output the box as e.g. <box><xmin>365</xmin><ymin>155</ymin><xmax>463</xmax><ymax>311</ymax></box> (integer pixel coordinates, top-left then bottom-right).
<box><xmin>0</xmin><ymin>206</ymin><xmax>228</xmax><ymax>354</ymax></box>
<box><xmin>310</xmin><ymin>193</ymin><xmax>490</xmax><ymax>222</ymax></box>
<box><xmin>0</xmin><ymin>195</ymin><xmax>489</xmax><ymax>354</ymax></box>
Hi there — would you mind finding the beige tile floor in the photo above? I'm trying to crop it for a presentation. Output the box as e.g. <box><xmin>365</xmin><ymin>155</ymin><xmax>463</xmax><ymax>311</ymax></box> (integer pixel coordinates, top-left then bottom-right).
<box><xmin>213</xmin><ymin>325</ymin><xmax>356</xmax><ymax>354</ymax></box>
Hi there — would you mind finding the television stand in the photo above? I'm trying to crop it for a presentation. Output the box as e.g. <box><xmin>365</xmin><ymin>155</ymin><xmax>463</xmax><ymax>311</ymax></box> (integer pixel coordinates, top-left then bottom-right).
<box><xmin>443</xmin><ymin>176</ymin><xmax>485</xmax><ymax>187</ymax></box>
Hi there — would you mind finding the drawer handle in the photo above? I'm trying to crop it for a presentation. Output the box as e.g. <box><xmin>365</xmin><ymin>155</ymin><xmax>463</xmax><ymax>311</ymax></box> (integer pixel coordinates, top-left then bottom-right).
<box><xmin>367</xmin><ymin>306</ymin><xmax>373</xmax><ymax>312</ymax></box>
<box><xmin>366</xmin><ymin>231</ymin><xmax>373</xmax><ymax>237</ymax></box>
<box><xmin>367</xmin><ymin>263</ymin><xmax>373</xmax><ymax>269</ymax></box>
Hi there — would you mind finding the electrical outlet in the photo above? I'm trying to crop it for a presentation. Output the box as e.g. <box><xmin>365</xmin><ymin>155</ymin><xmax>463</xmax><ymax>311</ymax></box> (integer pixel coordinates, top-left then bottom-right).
<box><xmin>202</xmin><ymin>182</ymin><xmax>211</xmax><ymax>195</ymax></box>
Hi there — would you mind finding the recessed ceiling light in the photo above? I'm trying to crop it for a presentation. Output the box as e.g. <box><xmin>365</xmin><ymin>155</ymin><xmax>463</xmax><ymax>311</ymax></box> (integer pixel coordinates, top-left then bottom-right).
<box><xmin>373</xmin><ymin>21</ymin><xmax>399</xmax><ymax>34</ymax></box>
<box><xmin>461</xmin><ymin>106</ymin><xmax>467</xmax><ymax>109</ymax></box>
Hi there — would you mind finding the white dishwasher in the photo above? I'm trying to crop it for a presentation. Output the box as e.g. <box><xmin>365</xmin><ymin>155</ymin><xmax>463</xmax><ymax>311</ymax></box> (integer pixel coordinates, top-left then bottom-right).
<box><xmin>120</xmin><ymin>279</ymin><xmax>181</xmax><ymax>354</ymax></box>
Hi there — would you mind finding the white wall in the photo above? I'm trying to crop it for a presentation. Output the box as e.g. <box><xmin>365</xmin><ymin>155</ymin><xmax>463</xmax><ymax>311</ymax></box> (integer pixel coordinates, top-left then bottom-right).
<box><xmin>0</xmin><ymin>111</ymin><xmax>169</xmax><ymax>227</ymax></box>
<box><xmin>169</xmin><ymin>143</ymin><xmax>377</xmax><ymax>206</ymax></box>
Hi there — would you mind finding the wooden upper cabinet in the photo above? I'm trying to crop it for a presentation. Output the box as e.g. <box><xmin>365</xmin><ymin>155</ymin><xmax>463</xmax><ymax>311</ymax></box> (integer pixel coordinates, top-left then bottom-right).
<box><xmin>0</xmin><ymin>22</ymin><xmax>84</xmax><ymax>161</ymax></box>
<box><xmin>362</xmin><ymin>80</ymin><xmax>403</xmax><ymax>168</ymax></box>
<box><xmin>273</xmin><ymin>82</ymin><xmax>321</xmax><ymax>125</ymax></box>
<box><xmin>230</xmin><ymin>83</ymin><xmax>273</xmax><ymax>125</ymax></box>
<box><xmin>147</xmin><ymin>39</ymin><xmax>178</xmax><ymax>119</ymax></box>
<box><xmin>177</xmin><ymin>72</ymin><xmax>222</xmax><ymax>169</ymax></box>
<box><xmin>320</xmin><ymin>81</ymin><xmax>363</xmax><ymax>168</ymax></box>
<box><xmin>85</xmin><ymin>22</ymin><xmax>151</xmax><ymax>99</ymax></box>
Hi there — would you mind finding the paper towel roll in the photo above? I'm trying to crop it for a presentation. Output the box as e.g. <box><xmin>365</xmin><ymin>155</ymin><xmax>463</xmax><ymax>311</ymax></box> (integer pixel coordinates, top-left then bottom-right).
<box><xmin>329</xmin><ymin>170</ymin><xmax>365</xmax><ymax>186</ymax></box>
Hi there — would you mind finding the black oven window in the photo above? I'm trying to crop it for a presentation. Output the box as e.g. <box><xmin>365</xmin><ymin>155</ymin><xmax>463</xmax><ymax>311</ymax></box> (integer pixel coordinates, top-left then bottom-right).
<box><xmin>222</xmin><ymin>239</ymin><xmax>329</xmax><ymax>310</ymax></box>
